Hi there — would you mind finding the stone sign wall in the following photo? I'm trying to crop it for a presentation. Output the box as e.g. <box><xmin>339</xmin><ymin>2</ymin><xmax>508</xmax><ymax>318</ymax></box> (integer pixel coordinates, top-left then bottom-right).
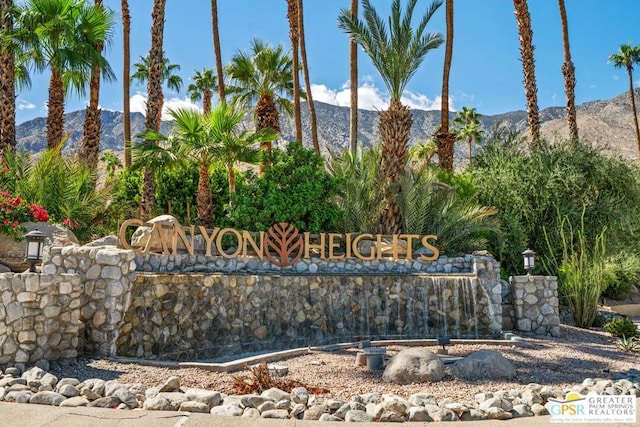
<box><xmin>0</xmin><ymin>242</ymin><xmax>559</xmax><ymax>366</ymax></box>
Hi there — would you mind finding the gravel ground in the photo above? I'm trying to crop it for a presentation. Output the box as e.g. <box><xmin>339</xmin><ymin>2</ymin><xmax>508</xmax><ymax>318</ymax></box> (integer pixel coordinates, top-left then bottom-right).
<box><xmin>49</xmin><ymin>324</ymin><xmax>639</xmax><ymax>405</ymax></box>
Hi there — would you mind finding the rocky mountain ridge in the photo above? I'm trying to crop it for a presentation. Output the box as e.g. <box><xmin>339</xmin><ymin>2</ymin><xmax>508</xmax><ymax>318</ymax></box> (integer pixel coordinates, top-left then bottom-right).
<box><xmin>15</xmin><ymin>89</ymin><xmax>640</xmax><ymax>160</ymax></box>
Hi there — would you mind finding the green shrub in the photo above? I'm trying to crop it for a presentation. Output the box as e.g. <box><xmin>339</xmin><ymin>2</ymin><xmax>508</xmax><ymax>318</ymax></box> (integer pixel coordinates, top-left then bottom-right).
<box><xmin>543</xmin><ymin>211</ymin><xmax>608</xmax><ymax>328</ymax></box>
<box><xmin>396</xmin><ymin>165</ymin><xmax>499</xmax><ymax>255</ymax></box>
<box><xmin>472</xmin><ymin>137</ymin><xmax>640</xmax><ymax>276</ymax></box>
<box><xmin>229</xmin><ymin>142</ymin><xmax>343</xmax><ymax>232</ymax></box>
<box><xmin>605</xmin><ymin>317</ymin><xmax>639</xmax><ymax>338</ymax></box>
<box><xmin>603</xmin><ymin>254</ymin><xmax>640</xmax><ymax>300</ymax></box>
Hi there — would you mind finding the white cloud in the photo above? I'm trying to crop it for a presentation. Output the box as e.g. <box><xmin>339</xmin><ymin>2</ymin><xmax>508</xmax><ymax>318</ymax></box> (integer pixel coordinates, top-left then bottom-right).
<box><xmin>129</xmin><ymin>92</ymin><xmax>199</xmax><ymax>120</ymax></box>
<box><xmin>613</xmin><ymin>74</ymin><xmax>619</xmax><ymax>81</ymax></box>
<box><xmin>310</xmin><ymin>80</ymin><xmax>447</xmax><ymax>112</ymax></box>
<box><xmin>589</xmin><ymin>84</ymin><xmax>597</xmax><ymax>89</ymax></box>
<box><xmin>17</xmin><ymin>100</ymin><xmax>35</xmax><ymax>110</ymax></box>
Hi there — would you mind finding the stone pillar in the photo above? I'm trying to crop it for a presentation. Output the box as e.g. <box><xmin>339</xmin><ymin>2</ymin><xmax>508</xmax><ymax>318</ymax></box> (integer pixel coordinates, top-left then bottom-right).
<box><xmin>509</xmin><ymin>275</ymin><xmax>560</xmax><ymax>337</ymax></box>
<box><xmin>0</xmin><ymin>272</ymin><xmax>81</xmax><ymax>367</ymax></box>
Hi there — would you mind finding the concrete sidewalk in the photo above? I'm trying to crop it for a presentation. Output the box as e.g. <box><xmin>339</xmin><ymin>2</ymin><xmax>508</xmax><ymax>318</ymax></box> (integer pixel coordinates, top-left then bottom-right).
<box><xmin>1</xmin><ymin>402</ymin><xmax>639</xmax><ymax>427</ymax></box>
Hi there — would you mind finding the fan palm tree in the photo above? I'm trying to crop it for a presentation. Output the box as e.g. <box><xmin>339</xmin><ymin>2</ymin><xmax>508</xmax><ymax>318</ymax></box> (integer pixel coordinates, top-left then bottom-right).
<box><xmin>338</xmin><ymin>0</ymin><xmax>443</xmax><ymax>234</ymax></box>
<box><xmin>513</xmin><ymin>0</ymin><xmax>540</xmax><ymax>145</ymax></box>
<box><xmin>434</xmin><ymin>0</ymin><xmax>456</xmax><ymax>171</ymax></box>
<box><xmin>122</xmin><ymin>0</ymin><xmax>132</xmax><ymax>167</ymax></box>
<box><xmin>297</xmin><ymin>0</ymin><xmax>319</xmax><ymax>153</ymax></box>
<box><xmin>140</xmin><ymin>0</ymin><xmax>167</xmax><ymax>218</ymax></box>
<box><xmin>210</xmin><ymin>0</ymin><xmax>225</xmax><ymax>104</ymax></box>
<box><xmin>14</xmin><ymin>0</ymin><xmax>115</xmax><ymax>150</ymax></box>
<box><xmin>81</xmin><ymin>0</ymin><xmax>116</xmax><ymax>170</ymax></box>
<box><xmin>609</xmin><ymin>42</ymin><xmax>640</xmax><ymax>154</ymax></box>
<box><xmin>187</xmin><ymin>68</ymin><xmax>218</xmax><ymax>115</ymax></box>
<box><xmin>286</xmin><ymin>0</ymin><xmax>302</xmax><ymax>143</ymax></box>
<box><xmin>348</xmin><ymin>0</ymin><xmax>358</xmax><ymax>156</ymax></box>
<box><xmin>139</xmin><ymin>105</ymin><xmax>276</xmax><ymax>226</ymax></box>
<box><xmin>226</xmin><ymin>38</ymin><xmax>295</xmax><ymax>171</ymax></box>
<box><xmin>206</xmin><ymin>104</ymin><xmax>277</xmax><ymax>194</ymax></box>
<box><xmin>453</xmin><ymin>106</ymin><xmax>482</xmax><ymax>162</ymax></box>
<box><xmin>558</xmin><ymin>0</ymin><xmax>578</xmax><ymax>141</ymax></box>
<box><xmin>131</xmin><ymin>53</ymin><xmax>183</xmax><ymax>129</ymax></box>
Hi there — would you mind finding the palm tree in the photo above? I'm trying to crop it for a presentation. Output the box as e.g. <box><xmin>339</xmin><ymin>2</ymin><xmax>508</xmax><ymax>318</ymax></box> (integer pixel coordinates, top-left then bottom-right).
<box><xmin>453</xmin><ymin>106</ymin><xmax>482</xmax><ymax>162</ymax></box>
<box><xmin>609</xmin><ymin>43</ymin><xmax>640</xmax><ymax>154</ymax></box>
<box><xmin>15</xmin><ymin>0</ymin><xmax>115</xmax><ymax>150</ymax></box>
<box><xmin>0</xmin><ymin>0</ymin><xmax>15</xmax><ymax>154</ymax></box>
<box><xmin>226</xmin><ymin>38</ymin><xmax>295</xmax><ymax>171</ymax></box>
<box><xmin>409</xmin><ymin>139</ymin><xmax>437</xmax><ymax>167</ymax></box>
<box><xmin>139</xmin><ymin>105</ymin><xmax>276</xmax><ymax>227</ymax></box>
<box><xmin>286</xmin><ymin>0</ymin><xmax>302</xmax><ymax>142</ymax></box>
<box><xmin>210</xmin><ymin>0</ymin><xmax>225</xmax><ymax>104</ymax></box>
<box><xmin>206</xmin><ymin>104</ymin><xmax>277</xmax><ymax>193</ymax></box>
<box><xmin>81</xmin><ymin>0</ymin><xmax>116</xmax><ymax>170</ymax></box>
<box><xmin>348</xmin><ymin>0</ymin><xmax>358</xmax><ymax>156</ymax></box>
<box><xmin>558</xmin><ymin>0</ymin><xmax>578</xmax><ymax>141</ymax></box>
<box><xmin>141</xmin><ymin>0</ymin><xmax>167</xmax><ymax>218</ymax></box>
<box><xmin>122</xmin><ymin>0</ymin><xmax>132</xmax><ymax>167</ymax></box>
<box><xmin>513</xmin><ymin>0</ymin><xmax>540</xmax><ymax>145</ymax></box>
<box><xmin>187</xmin><ymin>68</ymin><xmax>217</xmax><ymax>114</ymax></box>
<box><xmin>298</xmin><ymin>0</ymin><xmax>319</xmax><ymax>153</ymax></box>
<box><xmin>131</xmin><ymin>53</ymin><xmax>183</xmax><ymax>129</ymax></box>
<box><xmin>338</xmin><ymin>0</ymin><xmax>443</xmax><ymax>234</ymax></box>
<box><xmin>434</xmin><ymin>0</ymin><xmax>456</xmax><ymax>171</ymax></box>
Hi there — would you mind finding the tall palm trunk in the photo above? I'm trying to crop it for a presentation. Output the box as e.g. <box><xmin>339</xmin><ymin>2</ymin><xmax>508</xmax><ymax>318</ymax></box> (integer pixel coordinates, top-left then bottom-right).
<box><xmin>0</xmin><ymin>0</ymin><xmax>15</xmax><ymax>157</ymax></box>
<box><xmin>81</xmin><ymin>0</ymin><xmax>104</xmax><ymax>170</ymax></box>
<box><xmin>626</xmin><ymin>64</ymin><xmax>640</xmax><ymax>153</ymax></box>
<box><xmin>348</xmin><ymin>0</ymin><xmax>358</xmax><ymax>156</ymax></box>
<box><xmin>435</xmin><ymin>0</ymin><xmax>455</xmax><ymax>171</ymax></box>
<box><xmin>211</xmin><ymin>0</ymin><xmax>225</xmax><ymax>104</ymax></box>
<box><xmin>197</xmin><ymin>162</ymin><xmax>213</xmax><ymax>227</ymax></box>
<box><xmin>513</xmin><ymin>0</ymin><xmax>540</xmax><ymax>145</ymax></box>
<box><xmin>379</xmin><ymin>99</ymin><xmax>411</xmax><ymax>234</ymax></box>
<box><xmin>256</xmin><ymin>94</ymin><xmax>280</xmax><ymax>173</ymax></box>
<box><xmin>141</xmin><ymin>0</ymin><xmax>167</xmax><ymax>218</ymax></box>
<box><xmin>46</xmin><ymin>68</ymin><xmax>65</xmax><ymax>150</ymax></box>
<box><xmin>298</xmin><ymin>0</ymin><xmax>319</xmax><ymax>153</ymax></box>
<box><xmin>558</xmin><ymin>0</ymin><xmax>578</xmax><ymax>141</ymax></box>
<box><xmin>122</xmin><ymin>0</ymin><xmax>132</xmax><ymax>167</ymax></box>
<box><xmin>203</xmin><ymin>88</ymin><xmax>212</xmax><ymax>114</ymax></box>
<box><xmin>287</xmin><ymin>0</ymin><xmax>302</xmax><ymax>143</ymax></box>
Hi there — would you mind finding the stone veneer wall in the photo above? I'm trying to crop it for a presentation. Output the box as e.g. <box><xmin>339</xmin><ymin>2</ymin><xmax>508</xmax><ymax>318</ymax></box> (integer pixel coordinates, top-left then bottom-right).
<box><xmin>42</xmin><ymin>246</ymin><xmax>136</xmax><ymax>355</ymax></box>
<box><xmin>0</xmin><ymin>273</ymin><xmax>81</xmax><ymax>366</ymax></box>
<box><xmin>116</xmin><ymin>272</ymin><xmax>501</xmax><ymax>360</ymax></box>
<box><xmin>507</xmin><ymin>275</ymin><xmax>560</xmax><ymax>337</ymax></box>
<box><xmin>0</xmin><ymin>245</ymin><xmax>559</xmax><ymax>365</ymax></box>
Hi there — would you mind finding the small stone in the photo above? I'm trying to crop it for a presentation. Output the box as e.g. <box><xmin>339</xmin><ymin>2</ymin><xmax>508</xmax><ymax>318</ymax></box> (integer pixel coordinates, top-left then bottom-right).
<box><xmin>179</xmin><ymin>401</ymin><xmax>210</xmax><ymax>413</ymax></box>
<box><xmin>158</xmin><ymin>376</ymin><xmax>181</xmax><ymax>392</ymax></box>
<box><xmin>59</xmin><ymin>396</ymin><xmax>90</xmax><ymax>407</ymax></box>
<box><xmin>303</xmin><ymin>404</ymin><xmax>328</xmax><ymax>420</ymax></box>
<box><xmin>344</xmin><ymin>409</ymin><xmax>375</xmax><ymax>422</ymax></box>
<box><xmin>58</xmin><ymin>384</ymin><xmax>80</xmax><ymax>397</ymax></box>
<box><xmin>319</xmin><ymin>413</ymin><xmax>342</xmax><ymax>421</ymax></box>
<box><xmin>261</xmin><ymin>409</ymin><xmax>289</xmax><ymax>419</ymax></box>
<box><xmin>29</xmin><ymin>391</ymin><xmax>66</xmax><ymax>406</ymax></box>
<box><xmin>408</xmin><ymin>406</ymin><xmax>432</xmax><ymax>422</ymax></box>
<box><xmin>210</xmin><ymin>405</ymin><xmax>243</xmax><ymax>416</ymax></box>
<box><xmin>242</xmin><ymin>408</ymin><xmax>261</xmax><ymax>418</ymax></box>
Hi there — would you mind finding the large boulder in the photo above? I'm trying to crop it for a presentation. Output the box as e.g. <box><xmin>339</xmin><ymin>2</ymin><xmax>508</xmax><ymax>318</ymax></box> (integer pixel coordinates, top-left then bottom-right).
<box><xmin>449</xmin><ymin>350</ymin><xmax>516</xmax><ymax>380</ymax></box>
<box><xmin>382</xmin><ymin>348</ymin><xmax>445</xmax><ymax>385</ymax></box>
<box><xmin>0</xmin><ymin>222</ymin><xmax>78</xmax><ymax>272</ymax></box>
<box><xmin>130</xmin><ymin>214</ymin><xmax>204</xmax><ymax>253</ymax></box>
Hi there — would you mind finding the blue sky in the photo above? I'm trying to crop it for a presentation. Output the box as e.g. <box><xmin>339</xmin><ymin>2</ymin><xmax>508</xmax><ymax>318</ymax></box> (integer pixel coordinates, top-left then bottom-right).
<box><xmin>14</xmin><ymin>0</ymin><xmax>640</xmax><ymax>124</ymax></box>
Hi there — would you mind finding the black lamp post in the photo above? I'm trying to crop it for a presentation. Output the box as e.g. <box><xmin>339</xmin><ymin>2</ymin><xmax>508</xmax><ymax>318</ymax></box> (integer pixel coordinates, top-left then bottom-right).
<box><xmin>437</xmin><ymin>335</ymin><xmax>450</xmax><ymax>355</ymax></box>
<box><xmin>522</xmin><ymin>249</ymin><xmax>535</xmax><ymax>276</ymax></box>
<box><xmin>24</xmin><ymin>229</ymin><xmax>45</xmax><ymax>272</ymax></box>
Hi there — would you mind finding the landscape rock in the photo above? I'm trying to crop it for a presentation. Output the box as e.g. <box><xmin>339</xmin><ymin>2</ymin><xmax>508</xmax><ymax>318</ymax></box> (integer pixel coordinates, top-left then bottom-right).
<box><xmin>382</xmin><ymin>348</ymin><xmax>445</xmax><ymax>384</ymax></box>
<box><xmin>29</xmin><ymin>391</ymin><xmax>66</xmax><ymax>406</ymax></box>
<box><xmin>450</xmin><ymin>350</ymin><xmax>516</xmax><ymax>380</ymax></box>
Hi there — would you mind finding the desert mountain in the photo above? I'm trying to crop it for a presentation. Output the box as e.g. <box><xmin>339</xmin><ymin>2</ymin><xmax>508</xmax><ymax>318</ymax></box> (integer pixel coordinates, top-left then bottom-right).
<box><xmin>15</xmin><ymin>89</ymin><xmax>640</xmax><ymax>161</ymax></box>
